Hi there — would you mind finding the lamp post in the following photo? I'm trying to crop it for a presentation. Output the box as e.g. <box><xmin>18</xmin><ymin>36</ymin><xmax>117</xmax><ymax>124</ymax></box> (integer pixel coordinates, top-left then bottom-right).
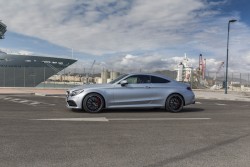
<box><xmin>225</xmin><ymin>19</ymin><xmax>237</xmax><ymax>94</ymax></box>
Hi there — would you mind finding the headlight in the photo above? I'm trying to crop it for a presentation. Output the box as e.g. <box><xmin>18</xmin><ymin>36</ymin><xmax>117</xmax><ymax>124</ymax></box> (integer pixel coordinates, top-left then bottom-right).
<box><xmin>70</xmin><ymin>89</ymin><xmax>84</xmax><ymax>96</ymax></box>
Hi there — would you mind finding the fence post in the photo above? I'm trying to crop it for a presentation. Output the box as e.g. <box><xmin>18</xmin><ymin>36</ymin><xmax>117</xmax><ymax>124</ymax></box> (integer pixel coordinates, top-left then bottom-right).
<box><xmin>240</xmin><ymin>73</ymin><xmax>242</xmax><ymax>85</ymax></box>
<box><xmin>231</xmin><ymin>72</ymin><xmax>233</xmax><ymax>91</ymax></box>
<box><xmin>14</xmin><ymin>68</ymin><xmax>15</xmax><ymax>87</ymax></box>
<box><xmin>190</xmin><ymin>70</ymin><xmax>193</xmax><ymax>89</ymax></box>
<box><xmin>24</xmin><ymin>67</ymin><xmax>26</xmax><ymax>87</ymax></box>
<box><xmin>3</xmin><ymin>67</ymin><xmax>5</xmax><ymax>87</ymax></box>
<box><xmin>43</xmin><ymin>67</ymin><xmax>45</xmax><ymax>88</ymax></box>
<box><xmin>248</xmin><ymin>73</ymin><xmax>249</xmax><ymax>88</ymax></box>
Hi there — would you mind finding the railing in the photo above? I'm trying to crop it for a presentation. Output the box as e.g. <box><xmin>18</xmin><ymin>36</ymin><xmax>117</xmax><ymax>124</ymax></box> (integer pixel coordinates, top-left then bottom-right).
<box><xmin>0</xmin><ymin>66</ymin><xmax>250</xmax><ymax>92</ymax></box>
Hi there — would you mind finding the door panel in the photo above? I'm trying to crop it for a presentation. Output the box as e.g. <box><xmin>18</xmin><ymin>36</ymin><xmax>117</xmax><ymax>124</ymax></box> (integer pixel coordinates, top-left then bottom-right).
<box><xmin>108</xmin><ymin>74</ymin><xmax>170</xmax><ymax>108</ymax></box>
<box><xmin>110</xmin><ymin>83</ymin><xmax>159</xmax><ymax>108</ymax></box>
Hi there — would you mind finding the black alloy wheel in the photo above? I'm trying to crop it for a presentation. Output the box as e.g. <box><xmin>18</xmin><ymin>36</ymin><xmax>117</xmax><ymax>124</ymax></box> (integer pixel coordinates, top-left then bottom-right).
<box><xmin>83</xmin><ymin>93</ymin><xmax>104</xmax><ymax>113</ymax></box>
<box><xmin>166</xmin><ymin>94</ymin><xmax>184</xmax><ymax>112</ymax></box>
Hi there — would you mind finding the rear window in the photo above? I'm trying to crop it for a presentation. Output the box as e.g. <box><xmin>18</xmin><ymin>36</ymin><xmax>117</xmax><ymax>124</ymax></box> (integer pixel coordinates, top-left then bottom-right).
<box><xmin>151</xmin><ymin>76</ymin><xmax>170</xmax><ymax>83</ymax></box>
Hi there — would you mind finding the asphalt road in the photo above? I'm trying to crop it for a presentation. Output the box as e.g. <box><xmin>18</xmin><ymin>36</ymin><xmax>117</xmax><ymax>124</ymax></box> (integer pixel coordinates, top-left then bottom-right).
<box><xmin>0</xmin><ymin>95</ymin><xmax>250</xmax><ymax>167</ymax></box>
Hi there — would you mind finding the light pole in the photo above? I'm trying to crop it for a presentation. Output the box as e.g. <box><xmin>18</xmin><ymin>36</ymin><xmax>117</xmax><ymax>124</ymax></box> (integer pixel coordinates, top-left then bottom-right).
<box><xmin>225</xmin><ymin>19</ymin><xmax>237</xmax><ymax>94</ymax></box>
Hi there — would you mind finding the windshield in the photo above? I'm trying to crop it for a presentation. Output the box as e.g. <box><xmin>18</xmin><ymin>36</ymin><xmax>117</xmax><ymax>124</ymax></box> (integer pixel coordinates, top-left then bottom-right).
<box><xmin>109</xmin><ymin>74</ymin><xmax>128</xmax><ymax>84</ymax></box>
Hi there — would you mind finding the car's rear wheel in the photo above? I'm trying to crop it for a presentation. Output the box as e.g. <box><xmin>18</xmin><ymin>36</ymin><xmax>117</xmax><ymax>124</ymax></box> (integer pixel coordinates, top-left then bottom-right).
<box><xmin>82</xmin><ymin>93</ymin><xmax>104</xmax><ymax>113</ymax></box>
<box><xmin>165</xmin><ymin>94</ymin><xmax>184</xmax><ymax>112</ymax></box>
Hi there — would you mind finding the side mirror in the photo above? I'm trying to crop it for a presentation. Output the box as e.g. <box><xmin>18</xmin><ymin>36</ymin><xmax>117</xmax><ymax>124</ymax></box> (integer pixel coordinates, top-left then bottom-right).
<box><xmin>120</xmin><ymin>80</ymin><xmax>128</xmax><ymax>87</ymax></box>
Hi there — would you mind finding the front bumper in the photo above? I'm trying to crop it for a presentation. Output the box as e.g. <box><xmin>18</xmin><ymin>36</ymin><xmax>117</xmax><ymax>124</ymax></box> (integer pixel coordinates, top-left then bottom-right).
<box><xmin>66</xmin><ymin>92</ymin><xmax>83</xmax><ymax>109</ymax></box>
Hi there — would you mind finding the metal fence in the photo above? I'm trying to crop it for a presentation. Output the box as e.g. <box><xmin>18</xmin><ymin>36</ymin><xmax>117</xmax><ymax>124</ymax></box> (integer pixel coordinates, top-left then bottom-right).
<box><xmin>0</xmin><ymin>67</ymin><xmax>66</xmax><ymax>87</ymax></box>
<box><xmin>0</xmin><ymin>66</ymin><xmax>250</xmax><ymax>92</ymax></box>
<box><xmin>205</xmin><ymin>71</ymin><xmax>250</xmax><ymax>91</ymax></box>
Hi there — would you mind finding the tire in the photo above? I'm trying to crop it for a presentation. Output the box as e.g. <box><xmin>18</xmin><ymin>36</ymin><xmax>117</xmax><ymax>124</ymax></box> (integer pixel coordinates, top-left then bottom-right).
<box><xmin>165</xmin><ymin>94</ymin><xmax>184</xmax><ymax>112</ymax></box>
<box><xmin>82</xmin><ymin>93</ymin><xmax>104</xmax><ymax>113</ymax></box>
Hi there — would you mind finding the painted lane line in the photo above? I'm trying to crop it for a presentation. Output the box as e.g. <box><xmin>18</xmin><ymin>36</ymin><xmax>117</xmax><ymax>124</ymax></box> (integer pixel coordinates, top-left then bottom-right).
<box><xmin>10</xmin><ymin>98</ymin><xmax>22</xmax><ymax>102</ymax></box>
<box><xmin>215</xmin><ymin>103</ymin><xmax>226</xmax><ymax>106</ymax></box>
<box><xmin>109</xmin><ymin>118</ymin><xmax>211</xmax><ymax>121</ymax></box>
<box><xmin>3</xmin><ymin>97</ymin><xmax>12</xmax><ymax>100</ymax></box>
<box><xmin>3</xmin><ymin>97</ymin><xmax>55</xmax><ymax>106</ymax></box>
<box><xmin>18</xmin><ymin>100</ymin><xmax>30</xmax><ymax>103</ymax></box>
<box><xmin>29</xmin><ymin>102</ymin><xmax>41</xmax><ymax>105</ymax></box>
<box><xmin>196</xmin><ymin>102</ymin><xmax>202</xmax><ymax>104</ymax></box>
<box><xmin>31</xmin><ymin>117</ymin><xmax>109</xmax><ymax>122</ymax></box>
<box><xmin>30</xmin><ymin>117</ymin><xmax>211</xmax><ymax>122</ymax></box>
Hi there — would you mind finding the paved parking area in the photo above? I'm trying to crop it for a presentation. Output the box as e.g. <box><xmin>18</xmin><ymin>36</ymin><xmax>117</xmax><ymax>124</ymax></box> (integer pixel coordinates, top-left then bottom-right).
<box><xmin>0</xmin><ymin>95</ymin><xmax>250</xmax><ymax>167</ymax></box>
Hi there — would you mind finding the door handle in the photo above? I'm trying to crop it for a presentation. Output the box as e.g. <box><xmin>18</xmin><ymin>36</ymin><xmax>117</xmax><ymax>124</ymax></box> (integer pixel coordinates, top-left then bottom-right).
<box><xmin>145</xmin><ymin>86</ymin><xmax>151</xmax><ymax>88</ymax></box>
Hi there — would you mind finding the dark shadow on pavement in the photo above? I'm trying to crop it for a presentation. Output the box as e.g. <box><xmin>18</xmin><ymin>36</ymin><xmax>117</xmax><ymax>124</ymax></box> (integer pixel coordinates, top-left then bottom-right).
<box><xmin>70</xmin><ymin>107</ymin><xmax>204</xmax><ymax>113</ymax></box>
<box><xmin>179</xmin><ymin>107</ymin><xmax>204</xmax><ymax>113</ymax></box>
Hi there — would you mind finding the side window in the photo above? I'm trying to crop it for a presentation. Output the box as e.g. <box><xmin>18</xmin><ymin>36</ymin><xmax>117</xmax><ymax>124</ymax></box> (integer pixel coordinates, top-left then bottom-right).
<box><xmin>126</xmin><ymin>76</ymin><xmax>138</xmax><ymax>84</ymax></box>
<box><xmin>151</xmin><ymin>76</ymin><xmax>170</xmax><ymax>83</ymax></box>
<box><xmin>126</xmin><ymin>75</ymin><xmax>151</xmax><ymax>84</ymax></box>
<box><xmin>137</xmin><ymin>75</ymin><xmax>150</xmax><ymax>83</ymax></box>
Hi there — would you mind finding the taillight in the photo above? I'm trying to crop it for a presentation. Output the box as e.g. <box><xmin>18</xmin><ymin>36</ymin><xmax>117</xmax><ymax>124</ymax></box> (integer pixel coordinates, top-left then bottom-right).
<box><xmin>187</xmin><ymin>87</ymin><xmax>192</xmax><ymax>91</ymax></box>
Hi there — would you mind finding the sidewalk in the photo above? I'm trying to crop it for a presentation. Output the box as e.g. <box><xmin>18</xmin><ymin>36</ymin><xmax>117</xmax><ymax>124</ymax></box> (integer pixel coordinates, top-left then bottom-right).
<box><xmin>1</xmin><ymin>87</ymin><xmax>250</xmax><ymax>101</ymax></box>
<box><xmin>0</xmin><ymin>87</ymin><xmax>67</xmax><ymax>96</ymax></box>
<box><xmin>194</xmin><ymin>89</ymin><xmax>250</xmax><ymax>102</ymax></box>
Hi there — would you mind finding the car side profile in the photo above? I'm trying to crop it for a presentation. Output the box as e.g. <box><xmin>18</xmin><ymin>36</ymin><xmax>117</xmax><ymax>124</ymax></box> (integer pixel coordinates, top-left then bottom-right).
<box><xmin>66</xmin><ymin>73</ymin><xmax>195</xmax><ymax>113</ymax></box>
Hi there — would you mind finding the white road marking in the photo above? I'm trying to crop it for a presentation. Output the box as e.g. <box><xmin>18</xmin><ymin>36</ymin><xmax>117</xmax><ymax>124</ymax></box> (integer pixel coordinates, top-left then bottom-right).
<box><xmin>215</xmin><ymin>103</ymin><xmax>226</xmax><ymax>106</ymax></box>
<box><xmin>30</xmin><ymin>117</ymin><xmax>211</xmax><ymax>122</ymax></box>
<box><xmin>3</xmin><ymin>97</ymin><xmax>55</xmax><ymax>106</ymax></box>
<box><xmin>109</xmin><ymin>118</ymin><xmax>211</xmax><ymax>121</ymax></box>
<box><xmin>18</xmin><ymin>100</ymin><xmax>30</xmax><ymax>103</ymax></box>
<box><xmin>30</xmin><ymin>102</ymin><xmax>41</xmax><ymax>105</ymax></box>
<box><xmin>196</xmin><ymin>102</ymin><xmax>202</xmax><ymax>104</ymax></box>
<box><xmin>31</xmin><ymin>117</ymin><xmax>109</xmax><ymax>122</ymax></box>
<box><xmin>3</xmin><ymin>97</ymin><xmax>12</xmax><ymax>100</ymax></box>
<box><xmin>11</xmin><ymin>98</ymin><xmax>21</xmax><ymax>102</ymax></box>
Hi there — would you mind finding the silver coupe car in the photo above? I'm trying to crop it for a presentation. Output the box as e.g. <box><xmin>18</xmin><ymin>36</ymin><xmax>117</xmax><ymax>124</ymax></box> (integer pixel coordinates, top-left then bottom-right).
<box><xmin>66</xmin><ymin>73</ymin><xmax>195</xmax><ymax>113</ymax></box>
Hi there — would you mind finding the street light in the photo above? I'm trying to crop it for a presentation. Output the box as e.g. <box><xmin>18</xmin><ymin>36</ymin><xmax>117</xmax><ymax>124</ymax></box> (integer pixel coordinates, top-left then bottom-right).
<box><xmin>225</xmin><ymin>19</ymin><xmax>237</xmax><ymax>94</ymax></box>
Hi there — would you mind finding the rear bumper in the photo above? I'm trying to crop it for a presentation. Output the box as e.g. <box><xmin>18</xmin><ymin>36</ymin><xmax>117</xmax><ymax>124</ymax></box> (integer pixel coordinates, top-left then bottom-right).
<box><xmin>185</xmin><ymin>94</ymin><xmax>195</xmax><ymax>106</ymax></box>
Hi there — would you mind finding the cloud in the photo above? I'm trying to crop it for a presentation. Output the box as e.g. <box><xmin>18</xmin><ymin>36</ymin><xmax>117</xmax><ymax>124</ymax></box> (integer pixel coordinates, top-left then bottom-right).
<box><xmin>90</xmin><ymin>53</ymin><xmax>224</xmax><ymax>74</ymax></box>
<box><xmin>0</xmin><ymin>0</ymin><xmax>214</xmax><ymax>55</ymax></box>
<box><xmin>1</xmin><ymin>0</ymin><xmax>250</xmax><ymax>72</ymax></box>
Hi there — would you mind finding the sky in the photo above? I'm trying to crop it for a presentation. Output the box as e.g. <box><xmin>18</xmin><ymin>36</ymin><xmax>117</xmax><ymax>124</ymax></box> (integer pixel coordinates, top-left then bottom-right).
<box><xmin>1</xmin><ymin>0</ymin><xmax>250</xmax><ymax>73</ymax></box>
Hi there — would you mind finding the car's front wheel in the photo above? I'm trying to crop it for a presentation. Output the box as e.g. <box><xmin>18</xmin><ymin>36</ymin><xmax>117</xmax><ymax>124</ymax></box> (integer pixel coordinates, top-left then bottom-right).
<box><xmin>165</xmin><ymin>94</ymin><xmax>184</xmax><ymax>112</ymax></box>
<box><xmin>82</xmin><ymin>93</ymin><xmax>104</xmax><ymax>113</ymax></box>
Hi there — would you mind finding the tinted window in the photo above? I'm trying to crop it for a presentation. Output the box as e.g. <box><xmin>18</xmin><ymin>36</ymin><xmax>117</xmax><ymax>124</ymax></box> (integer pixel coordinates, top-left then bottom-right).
<box><xmin>126</xmin><ymin>76</ymin><xmax>138</xmax><ymax>84</ymax></box>
<box><xmin>126</xmin><ymin>75</ymin><xmax>150</xmax><ymax>84</ymax></box>
<box><xmin>151</xmin><ymin>76</ymin><xmax>169</xmax><ymax>83</ymax></box>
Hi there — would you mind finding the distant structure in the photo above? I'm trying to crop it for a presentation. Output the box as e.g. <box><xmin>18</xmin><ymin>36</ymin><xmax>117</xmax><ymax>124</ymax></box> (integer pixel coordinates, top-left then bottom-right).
<box><xmin>101</xmin><ymin>69</ymin><xmax>109</xmax><ymax>83</ymax></box>
<box><xmin>85</xmin><ymin>60</ymin><xmax>96</xmax><ymax>84</ymax></box>
<box><xmin>0</xmin><ymin>21</ymin><xmax>7</xmax><ymax>39</ymax></box>
<box><xmin>100</xmin><ymin>70</ymin><xmax>120</xmax><ymax>83</ymax></box>
<box><xmin>176</xmin><ymin>54</ymin><xmax>193</xmax><ymax>82</ymax></box>
<box><xmin>49</xmin><ymin>70</ymin><xmax>120</xmax><ymax>84</ymax></box>
<box><xmin>213</xmin><ymin>62</ymin><xmax>224</xmax><ymax>81</ymax></box>
<box><xmin>0</xmin><ymin>20</ymin><xmax>77</xmax><ymax>87</ymax></box>
<box><xmin>110</xmin><ymin>71</ymin><xmax>119</xmax><ymax>81</ymax></box>
<box><xmin>198</xmin><ymin>54</ymin><xmax>206</xmax><ymax>80</ymax></box>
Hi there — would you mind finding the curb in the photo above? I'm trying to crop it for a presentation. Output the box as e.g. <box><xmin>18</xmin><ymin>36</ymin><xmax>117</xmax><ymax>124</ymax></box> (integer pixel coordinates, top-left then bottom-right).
<box><xmin>0</xmin><ymin>93</ymin><xmax>35</xmax><ymax>95</ymax></box>
<box><xmin>34</xmin><ymin>93</ymin><xmax>65</xmax><ymax>97</ymax></box>
<box><xmin>196</xmin><ymin>97</ymin><xmax>250</xmax><ymax>102</ymax></box>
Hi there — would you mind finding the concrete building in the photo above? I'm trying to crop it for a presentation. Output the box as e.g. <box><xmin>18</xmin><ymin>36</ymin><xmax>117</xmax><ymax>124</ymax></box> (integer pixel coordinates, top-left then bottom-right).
<box><xmin>101</xmin><ymin>70</ymin><xmax>109</xmax><ymax>84</ymax></box>
<box><xmin>175</xmin><ymin>54</ymin><xmax>193</xmax><ymax>82</ymax></box>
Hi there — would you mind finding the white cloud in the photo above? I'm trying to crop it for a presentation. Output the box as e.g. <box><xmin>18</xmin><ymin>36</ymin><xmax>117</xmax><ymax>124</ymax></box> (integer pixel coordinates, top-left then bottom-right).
<box><xmin>0</xmin><ymin>0</ymin><xmax>211</xmax><ymax>55</ymax></box>
<box><xmin>86</xmin><ymin>53</ymin><xmax>227</xmax><ymax>75</ymax></box>
<box><xmin>1</xmin><ymin>0</ymin><xmax>250</xmax><ymax>72</ymax></box>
